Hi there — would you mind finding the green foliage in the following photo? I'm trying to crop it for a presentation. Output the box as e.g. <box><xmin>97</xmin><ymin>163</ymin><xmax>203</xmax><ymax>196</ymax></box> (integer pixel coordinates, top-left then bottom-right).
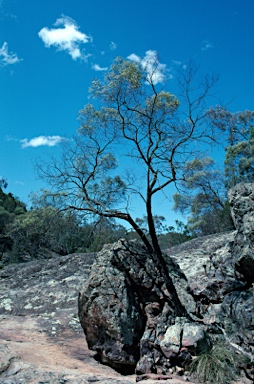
<box><xmin>133</xmin><ymin>216</ymin><xmax>194</xmax><ymax>248</ymax></box>
<box><xmin>225</xmin><ymin>136</ymin><xmax>254</xmax><ymax>188</ymax></box>
<box><xmin>0</xmin><ymin>178</ymin><xmax>8</xmax><ymax>190</ymax></box>
<box><xmin>135</xmin><ymin>215</ymin><xmax>169</xmax><ymax>235</ymax></box>
<box><xmin>209</xmin><ymin>107</ymin><xmax>254</xmax><ymax>188</ymax></box>
<box><xmin>173</xmin><ymin>157</ymin><xmax>234</xmax><ymax>236</ymax></box>
<box><xmin>158</xmin><ymin>220</ymin><xmax>194</xmax><ymax>248</ymax></box>
<box><xmin>3</xmin><ymin>196</ymin><xmax>128</xmax><ymax>262</ymax></box>
<box><xmin>225</xmin><ymin>113</ymin><xmax>254</xmax><ymax>188</ymax></box>
<box><xmin>0</xmin><ymin>189</ymin><xmax>26</xmax><ymax>229</ymax></box>
<box><xmin>189</xmin><ymin>343</ymin><xmax>238</xmax><ymax>384</ymax></box>
<box><xmin>83</xmin><ymin>217</ymin><xmax>127</xmax><ymax>252</ymax></box>
<box><xmin>0</xmin><ymin>187</ymin><xmax>26</xmax><ymax>257</ymax></box>
<box><xmin>37</xmin><ymin>56</ymin><xmax>220</xmax><ymax>256</ymax></box>
<box><xmin>6</xmin><ymin>207</ymin><xmax>85</xmax><ymax>261</ymax></box>
<box><xmin>174</xmin><ymin>108</ymin><xmax>254</xmax><ymax>235</ymax></box>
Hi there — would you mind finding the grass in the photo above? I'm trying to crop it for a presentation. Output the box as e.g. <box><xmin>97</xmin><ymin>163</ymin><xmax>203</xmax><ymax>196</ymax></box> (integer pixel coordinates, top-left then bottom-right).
<box><xmin>189</xmin><ymin>343</ymin><xmax>238</xmax><ymax>384</ymax></box>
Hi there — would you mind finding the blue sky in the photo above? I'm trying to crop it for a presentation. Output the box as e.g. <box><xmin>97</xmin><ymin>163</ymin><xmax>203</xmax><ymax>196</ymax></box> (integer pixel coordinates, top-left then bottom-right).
<box><xmin>1</xmin><ymin>0</ymin><xmax>254</xmax><ymax>223</ymax></box>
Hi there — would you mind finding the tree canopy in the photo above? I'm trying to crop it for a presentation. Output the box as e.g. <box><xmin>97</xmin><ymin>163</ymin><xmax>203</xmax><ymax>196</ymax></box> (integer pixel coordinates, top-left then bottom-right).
<box><xmin>37</xmin><ymin>56</ymin><xmax>220</xmax><ymax>260</ymax></box>
<box><xmin>0</xmin><ymin>185</ymin><xmax>27</xmax><ymax>257</ymax></box>
<box><xmin>209</xmin><ymin>107</ymin><xmax>254</xmax><ymax>188</ymax></box>
<box><xmin>173</xmin><ymin>107</ymin><xmax>254</xmax><ymax>235</ymax></box>
<box><xmin>173</xmin><ymin>157</ymin><xmax>234</xmax><ymax>235</ymax></box>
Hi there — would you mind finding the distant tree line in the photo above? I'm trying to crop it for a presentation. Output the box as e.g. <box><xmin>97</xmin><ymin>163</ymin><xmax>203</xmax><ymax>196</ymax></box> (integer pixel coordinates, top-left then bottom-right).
<box><xmin>0</xmin><ymin>190</ymin><xmax>127</xmax><ymax>263</ymax></box>
<box><xmin>0</xmin><ymin>185</ymin><xmax>192</xmax><ymax>265</ymax></box>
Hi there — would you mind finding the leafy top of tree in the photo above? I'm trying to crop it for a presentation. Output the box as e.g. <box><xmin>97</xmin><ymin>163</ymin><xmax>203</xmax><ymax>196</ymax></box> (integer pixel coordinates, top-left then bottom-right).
<box><xmin>0</xmin><ymin>188</ymin><xmax>26</xmax><ymax>231</ymax></box>
<box><xmin>173</xmin><ymin>106</ymin><xmax>254</xmax><ymax>235</ymax></box>
<box><xmin>0</xmin><ymin>184</ymin><xmax>27</xmax><ymax>257</ymax></box>
<box><xmin>209</xmin><ymin>107</ymin><xmax>254</xmax><ymax>188</ymax></box>
<box><xmin>6</xmin><ymin>206</ymin><xmax>86</xmax><ymax>260</ymax></box>
<box><xmin>37</xmin><ymin>55</ymin><xmax>220</xmax><ymax>262</ymax></box>
<box><xmin>0</xmin><ymin>178</ymin><xmax>8</xmax><ymax>190</ymax></box>
<box><xmin>173</xmin><ymin>156</ymin><xmax>234</xmax><ymax>236</ymax></box>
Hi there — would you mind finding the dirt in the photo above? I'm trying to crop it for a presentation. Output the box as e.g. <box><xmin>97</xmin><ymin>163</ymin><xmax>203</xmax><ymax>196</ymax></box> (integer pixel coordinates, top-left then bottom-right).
<box><xmin>0</xmin><ymin>312</ymin><xmax>134</xmax><ymax>383</ymax></box>
<box><xmin>0</xmin><ymin>312</ymin><xmax>195</xmax><ymax>384</ymax></box>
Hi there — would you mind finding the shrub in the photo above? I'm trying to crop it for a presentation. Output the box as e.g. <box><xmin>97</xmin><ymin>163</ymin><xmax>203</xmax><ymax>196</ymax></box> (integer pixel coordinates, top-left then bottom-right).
<box><xmin>189</xmin><ymin>343</ymin><xmax>238</xmax><ymax>384</ymax></box>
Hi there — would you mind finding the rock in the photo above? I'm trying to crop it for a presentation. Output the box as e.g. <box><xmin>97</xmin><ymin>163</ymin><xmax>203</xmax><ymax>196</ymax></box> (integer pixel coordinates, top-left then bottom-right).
<box><xmin>229</xmin><ymin>183</ymin><xmax>254</xmax><ymax>284</ymax></box>
<box><xmin>160</xmin><ymin>319</ymin><xmax>210</xmax><ymax>356</ymax></box>
<box><xmin>78</xmin><ymin>241</ymin><xmax>145</xmax><ymax>374</ymax></box>
<box><xmin>79</xmin><ymin>183</ymin><xmax>254</xmax><ymax>380</ymax></box>
<box><xmin>168</xmin><ymin>183</ymin><xmax>254</xmax><ymax>374</ymax></box>
<box><xmin>136</xmin><ymin>373</ymin><xmax>173</xmax><ymax>381</ymax></box>
<box><xmin>78</xmin><ymin>239</ymin><xmax>195</xmax><ymax>374</ymax></box>
<box><xmin>1</xmin><ymin>360</ymin><xmax>23</xmax><ymax>377</ymax></box>
<box><xmin>0</xmin><ymin>252</ymin><xmax>94</xmax><ymax>316</ymax></box>
<box><xmin>228</xmin><ymin>183</ymin><xmax>254</xmax><ymax>230</ymax></box>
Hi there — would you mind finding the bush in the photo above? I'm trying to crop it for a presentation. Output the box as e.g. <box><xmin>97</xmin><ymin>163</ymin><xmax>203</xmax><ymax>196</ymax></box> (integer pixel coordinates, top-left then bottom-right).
<box><xmin>189</xmin><ymin>343</ymin><xmax>238</xmax><ymax>384</ymax></box>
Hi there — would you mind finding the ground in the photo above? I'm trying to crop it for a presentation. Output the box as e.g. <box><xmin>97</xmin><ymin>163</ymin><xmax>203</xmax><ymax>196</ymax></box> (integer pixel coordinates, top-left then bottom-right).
<box><xmin>0</xmin><ymin>311</ymin><xmax>197</xmax><ymax>383</ymax></box>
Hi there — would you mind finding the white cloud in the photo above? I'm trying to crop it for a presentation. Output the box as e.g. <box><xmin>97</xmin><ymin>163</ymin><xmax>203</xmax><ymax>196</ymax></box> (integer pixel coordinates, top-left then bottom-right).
<box><xmin>110</xmin><ymin>41</ymin><xmax>117</xmax><ymax>51</ymax></box>
<box><xmin>0</xmin><ymin>42</ymin><xmax>21</xmax><ymax>66</ymax></box>
<box><xmin>128</xmin><ymin>50</ymin><xmax>167</xmax><ymax>84</ymax></box>
<box><xmin>38</xmin><ymin>15</ymin><xmax>92</xmax><ymax>60</ymax></box>
<box><xmin>92</xmin><ymin>63</ymin><xmax>108</xmax><ymax>71</ymax></box>
<box><xmin>127</xmin><ymin>53</ymin><xmax>140</xmax><ymax>63</ymax></box>
<box><xmin>21</xmin><ymin>135</ymin><xmax>64</xmax><ymax>148</ymax></box>
<box><xmin>172</xmin><ymin>59</ymin><xmax>187</xmax><ymax>70</ymax></box>
<box><xmin>172</xmin><ymin>60</ymin><xmax>182</xmax><ymax>66</ymax></box>
<box><xmin>201</xmin><ymin>40</ymin><xmax>213</xmax><ymax>51</ymax></box>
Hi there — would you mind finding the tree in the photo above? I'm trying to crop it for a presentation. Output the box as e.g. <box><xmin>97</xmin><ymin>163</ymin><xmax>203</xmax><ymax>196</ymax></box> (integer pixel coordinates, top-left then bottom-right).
<box><xmin>208</xmin><ymin>107</ymin><xmax>254</xmax><ymax>188</ymax></box>
<box><xmin>173</xmin><ymin>157</ymin><xmax>234</xmax><ymax>236</ymax></box>
<box><xmin>83</xmin><ymin>217</ymin><xmax>127</xmax><ymax>252</ymax></box>
<box><xmin>132</xmin><ymin>215</ymin><xmax>193</xmax><ymax>248</ymax></box>
<box><xmin>7</xmin><ymin>206</ymin><xmax>86</xmax><ymax>261</ymax></box>
<box><xmin>29</xmin><ymin>189</ymin><xmax>128</xmax><ymax>253</ymax></box>
<box><xmin>173</xmin><ymin>108</ymin><xmax>254</xmax><ymax>235</ymax></box>
<box><xmin>0</xmin><ymin>185</ymin><xmax>26</xmax><ymax>258</ymax></box>
<box><xmin>37</xmin><ymin>56</ymin><xmax>220</xmax><ymax>316</ymax></box>
<box><xmin>0</xmin><ymin>178</ymin><xmax>8</xmax><ymax>190</ymax></box>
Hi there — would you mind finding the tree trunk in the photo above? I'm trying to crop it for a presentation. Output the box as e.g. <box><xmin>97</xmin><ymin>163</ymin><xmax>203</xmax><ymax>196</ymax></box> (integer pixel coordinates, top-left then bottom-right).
<box><xmin>146</xmin><ymin>191</ymin><xmax>188</xmax><ymax>317</ymax></box>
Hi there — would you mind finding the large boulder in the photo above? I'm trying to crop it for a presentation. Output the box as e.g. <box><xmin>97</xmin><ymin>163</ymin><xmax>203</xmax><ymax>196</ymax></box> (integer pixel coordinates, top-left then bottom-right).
<box><xmin>78</xmin><ymin>241</ymin><xmax>145</xmax><ymax>374</ymax></box>
<box><xmin>78</xmin><ymin>240</ymin><xmax>208</xmax><ymax>375</ymax></box>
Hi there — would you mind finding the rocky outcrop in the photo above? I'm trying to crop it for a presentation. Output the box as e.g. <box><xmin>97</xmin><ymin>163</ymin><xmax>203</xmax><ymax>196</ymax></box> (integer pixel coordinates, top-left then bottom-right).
<box><xmin>78</xmin><ymin>239</ymin><xmax>209</xmax><ymax>375</ymax></box>
<box><xmin>79</xmin><ymin>183</ymin><xmax>254</xmax><ymax>380</ymax></box>
<box><xmin>169</xmin><ymin>183</ymin><xmax>254</xmax><ymax>376</ymax></box>
<box><xmin>0</xmin><ymin>252</ymin><xmax>94</xmax><ymax>316</ymax></box>
<box><xmin>229</xmin><ymin>183</ymin><xmax>254</xmax><ymax>284</ymax></box>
